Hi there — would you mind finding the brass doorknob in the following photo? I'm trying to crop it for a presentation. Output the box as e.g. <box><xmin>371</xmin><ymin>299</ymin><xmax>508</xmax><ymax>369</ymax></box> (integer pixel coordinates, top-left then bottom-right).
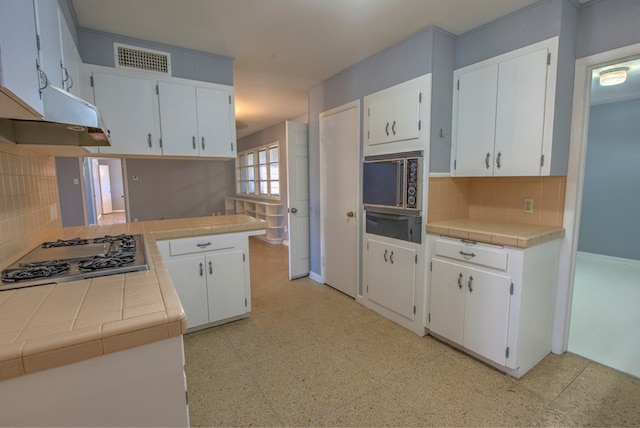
<box><xmin>346</xmin><ymin>211</ymin><xmax>355</xmax><ymax>218</ymax></box>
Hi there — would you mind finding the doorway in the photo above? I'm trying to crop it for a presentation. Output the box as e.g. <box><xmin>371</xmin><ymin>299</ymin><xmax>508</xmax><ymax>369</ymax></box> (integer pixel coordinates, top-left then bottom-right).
<box><xmin>87</xmin><ymin>157</ymin><xmax>127</xmax><ymax>225</ymax></box>
<box><xmin>319</xmin><ymin>101</ymin><xmax>360</xmax><ymax>298</ymax></box>
<box><xmin>567</xmin><ymin>58</ymin><xmax>640</xmax><ymax>378</ymax></box>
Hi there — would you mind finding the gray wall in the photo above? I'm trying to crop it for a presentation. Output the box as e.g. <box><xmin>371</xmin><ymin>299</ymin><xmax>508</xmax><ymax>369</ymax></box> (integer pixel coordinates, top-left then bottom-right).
<box><xmin>577</xmin><ymin>98</ymin><xmax>640</xmax><ymax>260</ymax></box>
<box><xmin>98</xmin><ymin>158</ymin><xmax>125</xmax><ymax>211</ymax></box>
<box><xmin>307</xmin><ymin>26</ymin><xmax>455</xmax><ymax>276</ymax></box>
<box><xmin>126</xmin><ymin>158</ymin><xmax>235</xmax><ymax>221</ymax></box>
<box><xmin>237</xmin><ymin>121</ymin><xmax>290</xmax><ymax>239</ymax></box>
<box><xmin>55</xmin><ymin>157</ymin><xmax>85</xmax><ymax>227</ymax></box>
<box><xmin>76</xmin><ymin>28</ymin><xmax>233</xmax><ymax>86</ymax></box>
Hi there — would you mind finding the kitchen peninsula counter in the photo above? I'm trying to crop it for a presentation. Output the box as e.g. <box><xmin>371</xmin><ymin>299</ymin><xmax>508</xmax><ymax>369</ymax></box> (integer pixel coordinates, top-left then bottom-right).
<box><xmin>0</xmin><ymin>215</ymin><xmax>266</xmax><ymax>381</ymax></box>
<box><xmin>427</xmin><ymin>219</ymin><xmax>564</xmax><ymax>248</ymax></box>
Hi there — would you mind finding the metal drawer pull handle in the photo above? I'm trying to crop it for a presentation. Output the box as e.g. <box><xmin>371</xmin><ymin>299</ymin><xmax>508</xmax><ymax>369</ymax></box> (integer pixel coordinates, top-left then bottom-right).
<box><xmin>201</xmin><ymin>136</ymin><xmax>205</xmax><ymax>151</ymax></box>
<box><xmin>461</xmin><ymin>239</ymin><xmax>477</xmax><ymax>246</ymax></box>
<box><xmin>384</xmin><ymin>249</ymin><xmax>388</xmax><ymax>262</ymax></box>
<box><xmin>196</xmin><ymin>242</ymin><xmax>212</xmax><ymax>248</ymax></box>
<box><xmin>385</xmin><ymin>122</ymin><xmax>389</xmax><ymax>136</ymax></box>
<box><xmin>392</xmin><ymin>120</ymin><xmax>396</xmax><ymax>135</ymax></box>
<box><xmin>457</xmin><ymin>273</ymin><xmax>463</xmax><ymax>289</ymax></box>
<box><xmin>390</xmin><ymin>251</ymin><xmax>394</xmax><ymax>264</ymax></box>
<box><xmin>147</xmin><ymin>133</ymin><xmax>152</xmax><ymax>148</ymax></box>
<box><xmin>209</xmin><ymin>260</ymin><xmax>213</xmax><ymax>275</ymax></box>
<box><xmin>192</xmin><ymin>136</ymin><xmax>197</xmax><ymax>149</ymax></box>
<box><xmin>468</xmin><ymin>275</ymin><xmax>474</xmax><ymax>292</ymax></box>
<box><xmin>496</xmin><ymin>152</ymin><xmax>502</xmax><ymax>169</ymax></box>
<box><xmin>199</xmin><ymin>262</ymin><xmax>203</xmax><ymax>277</ymax></box>
<box><xmin>459</xmin><ymin>251</ymin><xmax>476</xmax><ymax>259</ymax></box>
<box><xmin>485</xmin><ymin>152</ymin><xmax>491</xmax><ymax>169</ymax></box>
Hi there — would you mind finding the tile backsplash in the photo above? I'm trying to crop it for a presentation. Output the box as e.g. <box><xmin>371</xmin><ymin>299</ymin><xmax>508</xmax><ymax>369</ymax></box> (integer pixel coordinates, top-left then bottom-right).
<box><xmin>428</xmin><ymin>176</ymin><xmax>566</xmax><ymax>227</ymax></box>
<box><xmin>0</xmin><ymin>141</ymin><xmax>62</xmax><ymax>269</ymax></box>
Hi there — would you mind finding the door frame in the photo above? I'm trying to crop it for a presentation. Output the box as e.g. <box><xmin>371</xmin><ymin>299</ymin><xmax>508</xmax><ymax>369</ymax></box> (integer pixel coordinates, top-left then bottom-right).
<box><xmin>554</xmin><ymin>42</ymin><xmax>640</xmax><ymax>354</ymax></box>
<box><xmin>318</xmin><ymin>99</ymin><xmax>361</xmax><ymax>293</ymax></box>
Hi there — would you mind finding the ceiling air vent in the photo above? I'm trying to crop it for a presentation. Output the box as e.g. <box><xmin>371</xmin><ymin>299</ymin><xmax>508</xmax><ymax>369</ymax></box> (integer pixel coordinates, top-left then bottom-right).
<box><xmin>114</xmin><ymin>43</ymin><xmax>171</xmax><ymax>75</ymax></box>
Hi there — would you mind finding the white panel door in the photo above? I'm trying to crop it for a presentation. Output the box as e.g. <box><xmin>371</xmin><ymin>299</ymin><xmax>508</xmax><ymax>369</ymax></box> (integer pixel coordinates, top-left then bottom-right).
<box><xmin>164</xmin><ymin>256</ymin><xmax>209</xmax><ymax>329</ymax></box>
<box><xmin>463</xmin><ymin>265</ymin><xmax>511</xmax><ymax>365</ymax></box>
<box><xmin>92</xmin><ymin>72</ymin><xmax>162</xmax><ymax>155</ymax></box>
<box><xmin>98</xmin><ymin>165</ymin><xmax>112</xmax><ymax>214</ymax></box>
<box><xmin>320</xmin><ymin>102</ymin><xmax>359</xmax><ymax>297</ymax></box>
<box><xmin>207</xmin><ymin>250</ymin><xmax>246</xmax><ymax>322</ymax></box>
<box><xmin>196</xmin><ymin>86</ymin><xmax>234</xmax><ymax>157</ymax></box>
<box><xmin>286</xmin><ymin>121</ymin><xmax>310</xmax><ymax>279</ymax></box>
<box><xmin>158</xmin><ymin>81</ymin><xmax>199</xmax><ymax>156</ymax></box>
<box><xmin>429</xmin><ymin>258</ymin><xmax>465</xmax><ymax>344</ymax></box>
<box><xmin>454</xmin><ymin>64</ymin><xmax>498</xmax><ymax>176</ymax></box>
<box><xmin>494</xmin><ymin>47</ymin><xmax>549</xmax><ymax>176</ymax></box>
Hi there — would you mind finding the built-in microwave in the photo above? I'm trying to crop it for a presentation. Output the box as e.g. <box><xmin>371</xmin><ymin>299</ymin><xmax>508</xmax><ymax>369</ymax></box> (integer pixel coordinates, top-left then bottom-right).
<box><xmin>363</xmin><ymin>150</ymin><xmax>422</xmax><ymax>214</ymax></box>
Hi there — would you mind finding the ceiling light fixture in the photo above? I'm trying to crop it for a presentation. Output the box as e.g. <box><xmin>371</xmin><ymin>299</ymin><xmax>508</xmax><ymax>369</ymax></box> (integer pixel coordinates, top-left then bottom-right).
<box><xmin>599</xmin><ymin>67</ymin><xmax>629</xmax><ymax>86</ymax></box>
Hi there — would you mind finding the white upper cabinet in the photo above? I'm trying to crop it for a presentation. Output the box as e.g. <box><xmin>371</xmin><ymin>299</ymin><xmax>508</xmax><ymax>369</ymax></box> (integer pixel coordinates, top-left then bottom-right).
<box><xmin>91</xmin><ymin>71</ymin><xmax>162</xmax><ymax>155</ymax></box>
<box><xmin>452</xmin><ymin>37</ymin><xmax>558</xmax><ymax>177</ymax></box>
<box><xmin>58</xmin><ymin>9</ymin><xmax>84</xmax><ymax>98</ymax></box>
<box><xmin>0</xmin><ymin>0</ymin><xmax>44</xmax><ymax>120</ymax></box>
<box><xmin>33</xmin><ymin>0</ymin><xmax>63</xmax><ymax>88</ymax></box>
<box><xmin>363</xmin><ymin>74</ymin><xmax>430</xmax><ymax>156</ymax></box>
<box><xmin>158</xmin><ymin>81</ymin><xmax>236</xmax><ymax>157</ymax></box>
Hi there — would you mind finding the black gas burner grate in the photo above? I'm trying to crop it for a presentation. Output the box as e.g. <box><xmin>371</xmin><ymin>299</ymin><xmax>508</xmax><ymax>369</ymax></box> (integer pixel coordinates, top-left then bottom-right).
<box><xmin>1</xmin><ymin>261</ymin><xmax>71</xmax><ymax>282</ymax></box>
<box><xmin>42</xmin><ymin>238</ymin><xmax>89</xmax><ymax>248</ymax></box>
<box><xmin>78</xmin><ymin>252</ymin><xmax>136</xmax><ymax>271</ymax></box>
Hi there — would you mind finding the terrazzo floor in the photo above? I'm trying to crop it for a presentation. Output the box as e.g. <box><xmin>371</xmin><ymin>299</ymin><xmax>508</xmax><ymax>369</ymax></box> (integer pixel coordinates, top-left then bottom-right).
<box><xmin>183</xmin><ymin>238</ymin><xmax>640</xmax><ymax>427</ymax></box>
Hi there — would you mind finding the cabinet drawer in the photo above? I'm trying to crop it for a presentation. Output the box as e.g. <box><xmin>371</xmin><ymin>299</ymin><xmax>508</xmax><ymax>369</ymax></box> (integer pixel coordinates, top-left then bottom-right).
<box><xmin>169</xmin><ymin>235</ymin><xmax>236</xmax><ymax>256</ymax></box>
<box><xmin>434</xmin><ymin>238</ymin><xmax>507</xmax><ymax>270</ymax></box>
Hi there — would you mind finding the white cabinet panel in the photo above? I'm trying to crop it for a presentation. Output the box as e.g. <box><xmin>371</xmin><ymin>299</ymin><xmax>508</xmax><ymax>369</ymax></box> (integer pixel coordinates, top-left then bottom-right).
<box><xmin>367</xmin><ymin>239</ymin><xmax>416</xmax><ymax>320</ymax></box>
<box><xmin>429</xmin><ymin>258</ymin><xmax>465</xmax><ymax>344</ymax></box>
<box><xmin>197</xmin><ymin>86</ymin><xmax>234</xmax><ymax>157</ymax></box>
<box><xmin>158</xmin><ymin>81</ymin><xmax>199</xmax><ymax>156</ymax></box>
<box><xmin>92</xmin><ymin>72</ymin><xmax>162</xmax><ymax>155</ymax></box>
<box><xmin>164</xmin><ymin>255</ymin><xmax>209</xmax><ymax>329</ymax></box>
<box><xmin>58</xmin><ymin>9</ymin><xmax>84</xmax><ymax>98</ymax></box>
<box><xmin>206</xmin><ymin>250</ymin><xmax>246</xmax><ymax>322</ymax></box>
<box><xmin>392</xmin><ymin>86</ymin><xmax>421</xmax><ymax>143</ymax></box>
<box><xmin>34</xmin><ymin>0</ymin><xmax>63</xmax><ymax>88</ymax></box>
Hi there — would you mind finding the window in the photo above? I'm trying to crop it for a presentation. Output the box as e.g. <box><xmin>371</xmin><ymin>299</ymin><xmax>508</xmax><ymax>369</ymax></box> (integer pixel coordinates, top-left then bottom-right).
<box><xmin>236</xmin><ymin>143</ymin><xmax>279</xmax><ymax>198</ymax></box>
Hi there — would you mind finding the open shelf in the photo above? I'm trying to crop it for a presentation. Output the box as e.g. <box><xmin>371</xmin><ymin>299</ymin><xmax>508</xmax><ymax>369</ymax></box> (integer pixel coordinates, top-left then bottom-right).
<box><xmin>225</xmin><ymin>197</ymin><xmax>285</xmax><ymax>244</ymax></box>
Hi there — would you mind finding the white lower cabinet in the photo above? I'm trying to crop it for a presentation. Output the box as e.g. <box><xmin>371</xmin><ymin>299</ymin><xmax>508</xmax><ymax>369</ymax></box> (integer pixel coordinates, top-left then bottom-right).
<box><xmin>427</xmin><ymin>235</ymin><xmax>560</xmax><ymax>378</ymax></box>
<box><xmin>158</xmin><ymin>233</ymin><xmax>252</xmax><ymax>330</ymax></box>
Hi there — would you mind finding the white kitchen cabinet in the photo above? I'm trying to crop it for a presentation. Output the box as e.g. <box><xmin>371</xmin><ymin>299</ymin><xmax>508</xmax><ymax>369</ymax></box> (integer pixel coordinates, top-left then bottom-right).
<box><xmin>427</xmin><ymin>235</ymin><xmax>561</xmax><ymax>378</ymax></box>
<box><xmin>363</xmin><ymin>74</ymin><xmax>431</xmax><ymax>156</ymax></box>
<box><xmin>33</xmin><ymin>0</ymin><xmax>63</xmax><ymax>88</ymax></box>
<box><xmin>158</xmin><ymin>81</ymin><xmax>236</xmax><ymax>157</ymax></box>
<box><xmin>367</xmin><ymin>238</ymin><xmax>417</xmax><ymax>320</ymax></box>
<box><xmin>0</xmin><ymin>0</ymin><xmax>44</xmax><ymax>120</ymax></box>
<box><xmin>158</xmin><ymin>232</ymin><xmax>253</xmax><ymax>331</ymax></box>
<box><xmin>58</xmin><ymin>9</ymin><xmax>84</xmax><ymax>98</ymax></box>
<box><xmin>91</xmin><ymin>71</ymin><xmax>162</xmax><ymax>155</ymax></box>
<box><xmin>452</xmin><ymin>37</ymin><xmax>558</xmax><ymax>177</ymax></box>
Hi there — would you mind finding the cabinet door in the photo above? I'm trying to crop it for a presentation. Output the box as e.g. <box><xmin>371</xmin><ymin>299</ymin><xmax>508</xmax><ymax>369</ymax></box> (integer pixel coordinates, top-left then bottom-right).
<box><xmin>463</xmin><ymin>265</ymin><xmax>511</xmax><ymax>365</ymax></box>
<box><xmin>33</xmin><ymin>0</ymin><xmax>63</xmax><ymax>88</ymax></box>
<box><xmin>494</xmin><ymin>48</ymin><xmax>548</xmax><ymax>176</ymax></box>
<box><xmin>367</xmin><ymin>95</ymin><xmax>395</xmax><ymax>146</ymax></box>
<box><xmin>367</xmin><ymin>239</ymin><xmax>416</xmax><ymax>320</ymax></box>
<box><xmin>58</xmin><ymin>9</ymin><xmax>83</xmax><ymax>98</ymax></box>
<box><xmin>429</xmin><ymin>258</ymin><xmax>465</xmax><ymax>344</ymax></box>
<box><xmin>206</xmin><ymin>250</ymin><xmax>246</xmax><ymax>322</ymax></box>
<box><xmin>453</xmin><ymin>64</ymin><xmax>498</xmax><ymax>176</ymax></box>
<box><xmin>158</xmin><ymin>81</ymin><xmax>199</xmax><ymax>156</ymax></box>
<box><xmin>164</xmin><ymin>256</ymin><xmax>209</xmax><ymax>329</ymax></box>
<box><xmin>92</xmin><ymin>72</ymin><xmax>162</xmax><ymax>155</ymax></box>
<box><xmin>196</xmin><ymin>86</ymin><xmax>235</xmax><ymax>157</ymax></box>
<box><xmin>0</xmin><ymin>0</ymin><xmax>44</xmax><ymax>119</ymax></box>
<box><xmin>391</xmin><ymin>86</ymin><xmax>421</xmax><ymax>142</ymax></box>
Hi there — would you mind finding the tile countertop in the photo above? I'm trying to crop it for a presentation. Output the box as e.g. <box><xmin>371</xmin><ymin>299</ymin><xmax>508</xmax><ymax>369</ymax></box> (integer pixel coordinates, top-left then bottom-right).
<box><xmin>427</xmin><ymin>219</ymin><xmax>565</xmax><ymax>248</ymax></box>
<box><xmin>0</xmin><ymin>215</ymin><xmax>266</xmax><ymax>381</ymax></box>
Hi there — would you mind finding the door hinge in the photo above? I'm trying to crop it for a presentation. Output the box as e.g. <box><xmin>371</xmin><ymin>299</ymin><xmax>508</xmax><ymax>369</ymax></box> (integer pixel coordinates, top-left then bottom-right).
<box><xmin>245</xmin><ymin>298</ymin><xmax>248</xmax><ymax>307</ymax></box>
<box><xmin>229</xmin><ymin>95</ymin><xmax>232</xmax><ymax>104</ymax></box>
<box><xmin>159</xmin><ymin>138</ymin><xmax>163</xmax><ymax>148</ymax></box>
<box><xmin>231</xmin><ymin>142</ymin><xmax>234</xmax><ymax>152</ymax></box>
<box><xmin>415</xmin><ymin>254</ymin><xmax>418</xmax><ymax>264</ymax></box>
<box><xmin>457</xmin><ymin>79</ymin><xmax>460</xmax><ymax>90</ymax></box>
<box><xmin>413</xmin><ymin>305</ymin><xmax>416</xmax><ymax>315</ymax></box>
<box><xmin>185</xmin><ymin>390</ymin><xmax>189</xmax><ymax>405</ymax></box>
<box><xmin>430</xmin><ymin>261</ymin><xmax>432</xmax><ymax>272</ymax></box>
<box><xmin>547</xmin><ymin>52</ymin><xmax>551</xmax><ymax>65</ymax></box>
<box><xmin>367</xmin><ymin>108</ymin><xmax>370</xmax><ymax>117</ymax></box>
<box><xmin>90</xmin><ymin>75</ymin><xmax>94</xmax><ymax>87</ymax></box>
<box><xmin>454</xmin><ymin>160</ymin><xmax>457</xmax><ymax>170</ymax></box>
<box><xmin>428</xmin><ymin>313</ymin><xmax>431</xmax><ymax>322</ymax></box>
<box><xmin>367</xmin><ymin>242</ymin><xmax>369</xmax><ymax>250</ymax></box>
<box><xmin>243</xmin><ymin>253</ymin><xmax>246</xmax><ymax>262</ymax></box>
<box><xmin>418</xmin><ymin>120</ymin><xmax>422</xmax><ymax>131</ymax></box>
<box><xmin>510</xmin><ymin>282</ymin><xmax>514</xmax><ymax>295</ymax></box>
<box><xmin>367</xmin><ymin>130</ymin><xmax>370</xmax><ymax>140</ymax></box>
<box><xmin>156</xmin><ymin>84</ymin><xmax>159</xmax><ymax>95</ymax></box>
<box><xmin>36</xmin><ymin>34</ymin><xmax>41</xmax><ymax>51</ymax></box>
<box><xmin>366</xmin><ymin>285</ymin><xmax>369</xmax><ymax>293</ymax></box>
<box><xmin>540</xmin><ymin>154</ymin><xmax>545</xmax><ymax>167</ymax></box>
<box><xmin>506</xmin><ymin>346</ymin><xmax>510</xmax><ymax>359</ymax></box>
<box><xmin>419</xmin><ymin>92</ymin><xmax>422</xmax><ymax>103</ymax></box>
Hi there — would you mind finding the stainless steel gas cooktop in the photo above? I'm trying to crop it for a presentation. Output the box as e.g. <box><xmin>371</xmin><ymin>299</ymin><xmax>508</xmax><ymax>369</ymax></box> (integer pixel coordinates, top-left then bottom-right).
<box><xmin>1</xmin><ymin>234</ymin><xmax>149</xmax><ymax>292</ymax></box>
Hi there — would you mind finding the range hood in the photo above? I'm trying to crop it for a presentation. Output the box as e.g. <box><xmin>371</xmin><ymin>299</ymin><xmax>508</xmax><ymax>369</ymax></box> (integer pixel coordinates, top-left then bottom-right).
<box><xmin>0</xmin><ymin>84</ymin><xmax>111</xmax><ymax>147</ymax></box>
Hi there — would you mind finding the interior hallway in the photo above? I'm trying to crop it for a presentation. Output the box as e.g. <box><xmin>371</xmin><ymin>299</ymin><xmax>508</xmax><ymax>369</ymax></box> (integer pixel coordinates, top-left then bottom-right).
<box><xmin>96</xmin><ymin>212</ymin><xmax>126</xmax><ymax>225</ymax></box>
<box><xmin>183</xmin><ymin>238</ymin><xmax>640</xmax><ymax>427</ymax></box>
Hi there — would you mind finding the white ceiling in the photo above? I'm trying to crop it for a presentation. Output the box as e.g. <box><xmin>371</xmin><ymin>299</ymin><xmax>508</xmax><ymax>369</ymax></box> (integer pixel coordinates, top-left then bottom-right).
<box><xmin>71</xmin><ymin>0</ymin><xmax>548</xmax><ymax>138</ymax></box>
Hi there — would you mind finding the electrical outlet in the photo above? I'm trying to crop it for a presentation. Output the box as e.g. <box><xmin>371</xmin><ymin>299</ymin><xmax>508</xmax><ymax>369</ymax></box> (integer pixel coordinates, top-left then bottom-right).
<box><xmin>523</xmin><ymin>198</ymin><xmax>534</xmax><ymax>214</ymax></box>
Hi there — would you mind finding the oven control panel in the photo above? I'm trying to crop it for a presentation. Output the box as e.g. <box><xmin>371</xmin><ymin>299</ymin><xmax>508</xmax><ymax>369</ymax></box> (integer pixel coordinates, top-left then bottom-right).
<box><xmin>406</xmin><ymin>157</ymin><xmax>420</xmax><ymax>209</ymax></box>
